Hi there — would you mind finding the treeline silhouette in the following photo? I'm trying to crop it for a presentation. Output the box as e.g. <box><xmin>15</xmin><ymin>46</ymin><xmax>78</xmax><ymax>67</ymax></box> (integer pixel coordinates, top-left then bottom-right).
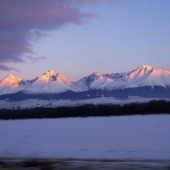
<box><xmin>0</xmin><ymin>100</ymin><xmax>170</xmax><ymax>120</ymax></box>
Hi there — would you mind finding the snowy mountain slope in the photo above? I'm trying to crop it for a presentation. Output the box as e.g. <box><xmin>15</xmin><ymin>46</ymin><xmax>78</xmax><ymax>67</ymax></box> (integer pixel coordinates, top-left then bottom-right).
<box><xmin>103</xmin><ymin>65</ymin><xmax>170</xmax><ymax>90</ymax></box>
<box><xmin>125</xmin><ymin>65</ymin><xmax>170</xmax><ymax>88</ymax></box>
<box><xmin>0</xmin><ymin>75</ymin><xmax>23</xmax><ymax>94</ymax></box>
<box><xmin>75</xmin><ymin>72</ymin><xmax>114</xmax><ymax>91</ymax></box>
<box><xmin>1</xmin><ymin>65</ymin><xmax>170</xmax><ymax>96</ymax></box>
<box><xmin>103</xmin><ymin>72</ymin><xmax>131</xmax><ymax>90</ymax></box>
<box><xmin>27</xmin><ymin>70</ymin><xmax>74</xmax><ymax>93</ymax></box>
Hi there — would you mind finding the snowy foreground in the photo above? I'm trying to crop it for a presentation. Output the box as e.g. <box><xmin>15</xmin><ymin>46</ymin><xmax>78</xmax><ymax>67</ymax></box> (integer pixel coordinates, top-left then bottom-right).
<box><xmin>1</xmin><ymin>96</ymin><xmax>170</xmax><ymax>109</ymax></box>
<box><xmin>0</xmin><ymin>115</ymin><xmax>170</xmax><ymax>160</ymax></box>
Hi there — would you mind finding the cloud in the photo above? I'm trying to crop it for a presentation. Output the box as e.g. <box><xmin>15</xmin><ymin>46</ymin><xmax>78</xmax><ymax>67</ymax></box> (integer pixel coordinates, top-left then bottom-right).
<box><xmin>0</xmin><ymin>0</ymin><xmax>89</xmax><ymax>63</ymax></box>
<box><xmin>0</xmin><ymin>0</ymin><xmax>124</xmax><ymax>71</ymax></box>
<box><xmin>27</xmin><ymin>56</ymin><xmax>46</xmax><ymax>62</ymax></box>
<box><xmin>0</xmin><ymin>63</ymin><xmax>19</xmax><ymax>72</ymax></box>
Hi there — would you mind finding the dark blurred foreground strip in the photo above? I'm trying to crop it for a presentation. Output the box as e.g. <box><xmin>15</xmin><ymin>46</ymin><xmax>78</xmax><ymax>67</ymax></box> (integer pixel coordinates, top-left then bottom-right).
<box><xmin>0</xmin><ymin>158</ymin><xmax>170</xmax><ymax>169</ymax></box>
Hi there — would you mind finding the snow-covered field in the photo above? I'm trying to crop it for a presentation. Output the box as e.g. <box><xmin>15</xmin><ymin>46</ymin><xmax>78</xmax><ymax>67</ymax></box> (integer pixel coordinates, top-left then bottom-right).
<box><xmin>0</xmin><ymin>115</ymin><xmax>170</xmax><ymax>160</ymax></box>
<box><xmin>1</xmin><ymin>96</ymin><xmax>170</xmax><ymax>109</ymax></box>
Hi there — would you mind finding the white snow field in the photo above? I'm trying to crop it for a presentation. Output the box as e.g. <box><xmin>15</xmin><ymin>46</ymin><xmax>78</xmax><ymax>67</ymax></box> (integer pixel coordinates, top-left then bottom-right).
<box><xmin>0</xmin><ymin>115</ymin><xmax>170</xmax><ymax>160</ymax></box>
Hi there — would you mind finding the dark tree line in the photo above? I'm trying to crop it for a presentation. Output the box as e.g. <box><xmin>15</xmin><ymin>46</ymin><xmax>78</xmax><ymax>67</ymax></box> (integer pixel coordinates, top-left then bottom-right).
<box><xmin>0</xmin><ymin>100</ymin><xmax>170</xmax><ymax>120</ymax></box>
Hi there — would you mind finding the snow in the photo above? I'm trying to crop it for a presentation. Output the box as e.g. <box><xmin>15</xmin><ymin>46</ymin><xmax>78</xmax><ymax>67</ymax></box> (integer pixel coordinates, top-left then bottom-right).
<box><xmin>75</xmin><ymin>72</ymin><xmax>114</xmax><ymax>91</ymax></box>
<box><xmin>0</xmin><ymin>97</ymin><xmax>170</xmax><ymax>109</ymax></box>
<box><xmin>0</xmin><ymin>75</ymin><xmax>22</xmax><ymax>87</ymax></box>
<box><xmin>0</xmin><ymin>75</ymin><xmax>23</xmax><ymax>95</ymax></box>
<box><xmin>1</xmin><ymin>65</ymin><xmax>170</xmax><ymax>95</ymax></box>
<box><xmin>124</xmin><ymin>65</ymin><xmax>170</xmax><ymax>88</ymax></box>
<box><xmin>26</xmin><ymin>70</ymin><xmax>73</xmax><ymax>94</ymax></box>
<box><xmin>105</xmin><ymin>65</ymin><xmax>170</xmax><ymax>90</ymax></box>
<box><xmin>0</xmin><ymin>115</ymin><xmax>170</xmax><ymax>159</ymax></box>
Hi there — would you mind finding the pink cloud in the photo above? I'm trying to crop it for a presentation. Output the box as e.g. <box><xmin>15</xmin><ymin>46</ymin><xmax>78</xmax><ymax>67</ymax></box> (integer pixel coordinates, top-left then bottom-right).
<box><xmin>0</xmin><ymin>0</ymin><xmax>91</xmax><ymax>70</ymax></box>
<box><xmin>0</xmin><ymin>0</ymin><xmax>124</xmax><ymax>71</ymax></box>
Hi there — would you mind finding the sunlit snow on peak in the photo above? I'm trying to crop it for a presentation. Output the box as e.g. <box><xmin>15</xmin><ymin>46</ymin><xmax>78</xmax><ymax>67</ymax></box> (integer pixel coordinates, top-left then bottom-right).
<box><xmin>126</xmin><ymin>65</ymin><xmax>153</xmax><ymax>80</ymax></box>
<box><xmin>139</xmin><ymin>65</ymin><xmax>153</xmax><ymax>70</ymax></box>
<box><xmin>27</xmin><ymin>70</ymin><xmax>73</xmax><ymax>94</ymax></box>
<box><xmin>43</xmin><ymin>70</ymin><xmax>58</xmax><ymax>77</ymax></box>
<box><xmin>75</xmin><ymin>72</ymin><xmax>114</xmax><ymax>91</ymax></box>
<box><xmin>93</xmin><ymin>72</ymin><xmax>101</xmax><ymax>76</ymax></box>
<box><xmin>0</xmin><ymin>75</ymin><xmax>22</xmax><ymax>87</ymax></box>
<box><xmin>0</xmin><ymin>75</ymin><xmax>23</xmax><ymax>95</ymax></box>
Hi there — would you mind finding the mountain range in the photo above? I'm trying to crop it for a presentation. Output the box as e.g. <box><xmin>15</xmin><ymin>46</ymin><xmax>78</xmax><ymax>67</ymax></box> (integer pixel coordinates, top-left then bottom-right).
<box><xmin>1</xmin><ymin>65</ymin><xmax>170</xmax><ymax>101</ymax></box>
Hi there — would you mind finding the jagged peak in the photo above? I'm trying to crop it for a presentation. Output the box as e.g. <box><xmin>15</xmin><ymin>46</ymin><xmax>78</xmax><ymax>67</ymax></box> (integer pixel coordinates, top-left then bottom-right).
<box><xmin>4</xmin><ymin>75</ymin><xmax>22</xmax><ymax>81</ymax></box>
<box><xmin>126</xmin><ymin>65</ymin><xmax>169</xmax><ymax>81</ymax></box>
<box><xmin>33</xmin><ymin>70</ymin><xmax>71</xmax><ymax>85</ymax></box>
<box><xmin>92</xmin><ymin>72</ymin><xmax>101</xmax><ymax>76</ymax></box>
<box><xmin>137</xmin><ymin>65</ymin><xmax>170</xmax><ymax>74</ymax></box>
<box><xmin>48</xmin><ymin>70</ymin><xmax>56</xmax><ymax>73</ymax></box>
<box><xmin>43</xmin><ymin>70</ymin><xmax>58</xmax><ymax>77</ymax></box>
<box><xmin>138</xmin><ymin>65</ymin><xmax>153</xmax><ymax>70</ymax></box>
<box><xmin>0</xmin><ymin>74</ymin><xmax>22</xmax><ymax>87</ymax></box>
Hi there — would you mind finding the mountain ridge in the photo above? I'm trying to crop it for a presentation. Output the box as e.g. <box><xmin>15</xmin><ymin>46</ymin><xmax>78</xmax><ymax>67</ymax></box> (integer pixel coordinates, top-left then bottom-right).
<box><xmin>1</xmin><ymin>65</ymin><xmax>170</xmax><ymax>95</ymax></box>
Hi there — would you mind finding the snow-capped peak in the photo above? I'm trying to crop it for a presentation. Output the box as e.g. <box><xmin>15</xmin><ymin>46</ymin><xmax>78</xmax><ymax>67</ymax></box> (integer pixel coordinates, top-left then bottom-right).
<box><xmin>139</xmin><ymin>65</ymin><xmax>153</xmax><ymax>70</ymax></box>
<box><xmin>0</xmin><ymin>75</ymin><xmax>23</xmax><ymax>95</ymax></box>
<box><xmin>0</xmin><ymin>75</ymin><xmax>22</xmax><ymax>87</ymax></box>
<box><xmin>28</xmin><ymin>70</ymin><xmax>73</xmax><ymax>93</ymax></box>
<box><xmin>41</xmin><ymin>70</ymin><xmax>58</xmax><ymax>79</ymax></box>
<box><xmin>123</xmin><ymin>65</ymin><xmax>170</xmax><ymax>88</ymax></box>
<box><xmin>125</xmin><ymin>65</ymin><xmax>170</xmax><ymax>82</ymax></box>
<box><xmin>75</xmin><ymin>72</ymin><xmax>114</xmax><ymax>91</ymax></box>
<box><xmin>44</xmin><ymin>69</ymin><xmax>57</xmax><ymax>75</ymax></box>
<box><xmin>34</xmin><ymin>70</ymin><xmax>71</xmax><ymax>85</ymax></box>
<box><xmin>93</xmin><ymin>72</ymin><xmax>101</xmax><ymax>77</ymax></box>
<box><xmin>126</xmin><ymin>65</ymin><xmax>153</xmax><ymax>80</ymax></box>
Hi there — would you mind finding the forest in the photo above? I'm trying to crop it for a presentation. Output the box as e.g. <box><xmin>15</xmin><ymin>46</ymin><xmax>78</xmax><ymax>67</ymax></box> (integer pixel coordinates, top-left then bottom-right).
<box><xmin>0</xmin><ymin>100</ymin><xmax>170</xmax><ymax>120</ymax></box>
